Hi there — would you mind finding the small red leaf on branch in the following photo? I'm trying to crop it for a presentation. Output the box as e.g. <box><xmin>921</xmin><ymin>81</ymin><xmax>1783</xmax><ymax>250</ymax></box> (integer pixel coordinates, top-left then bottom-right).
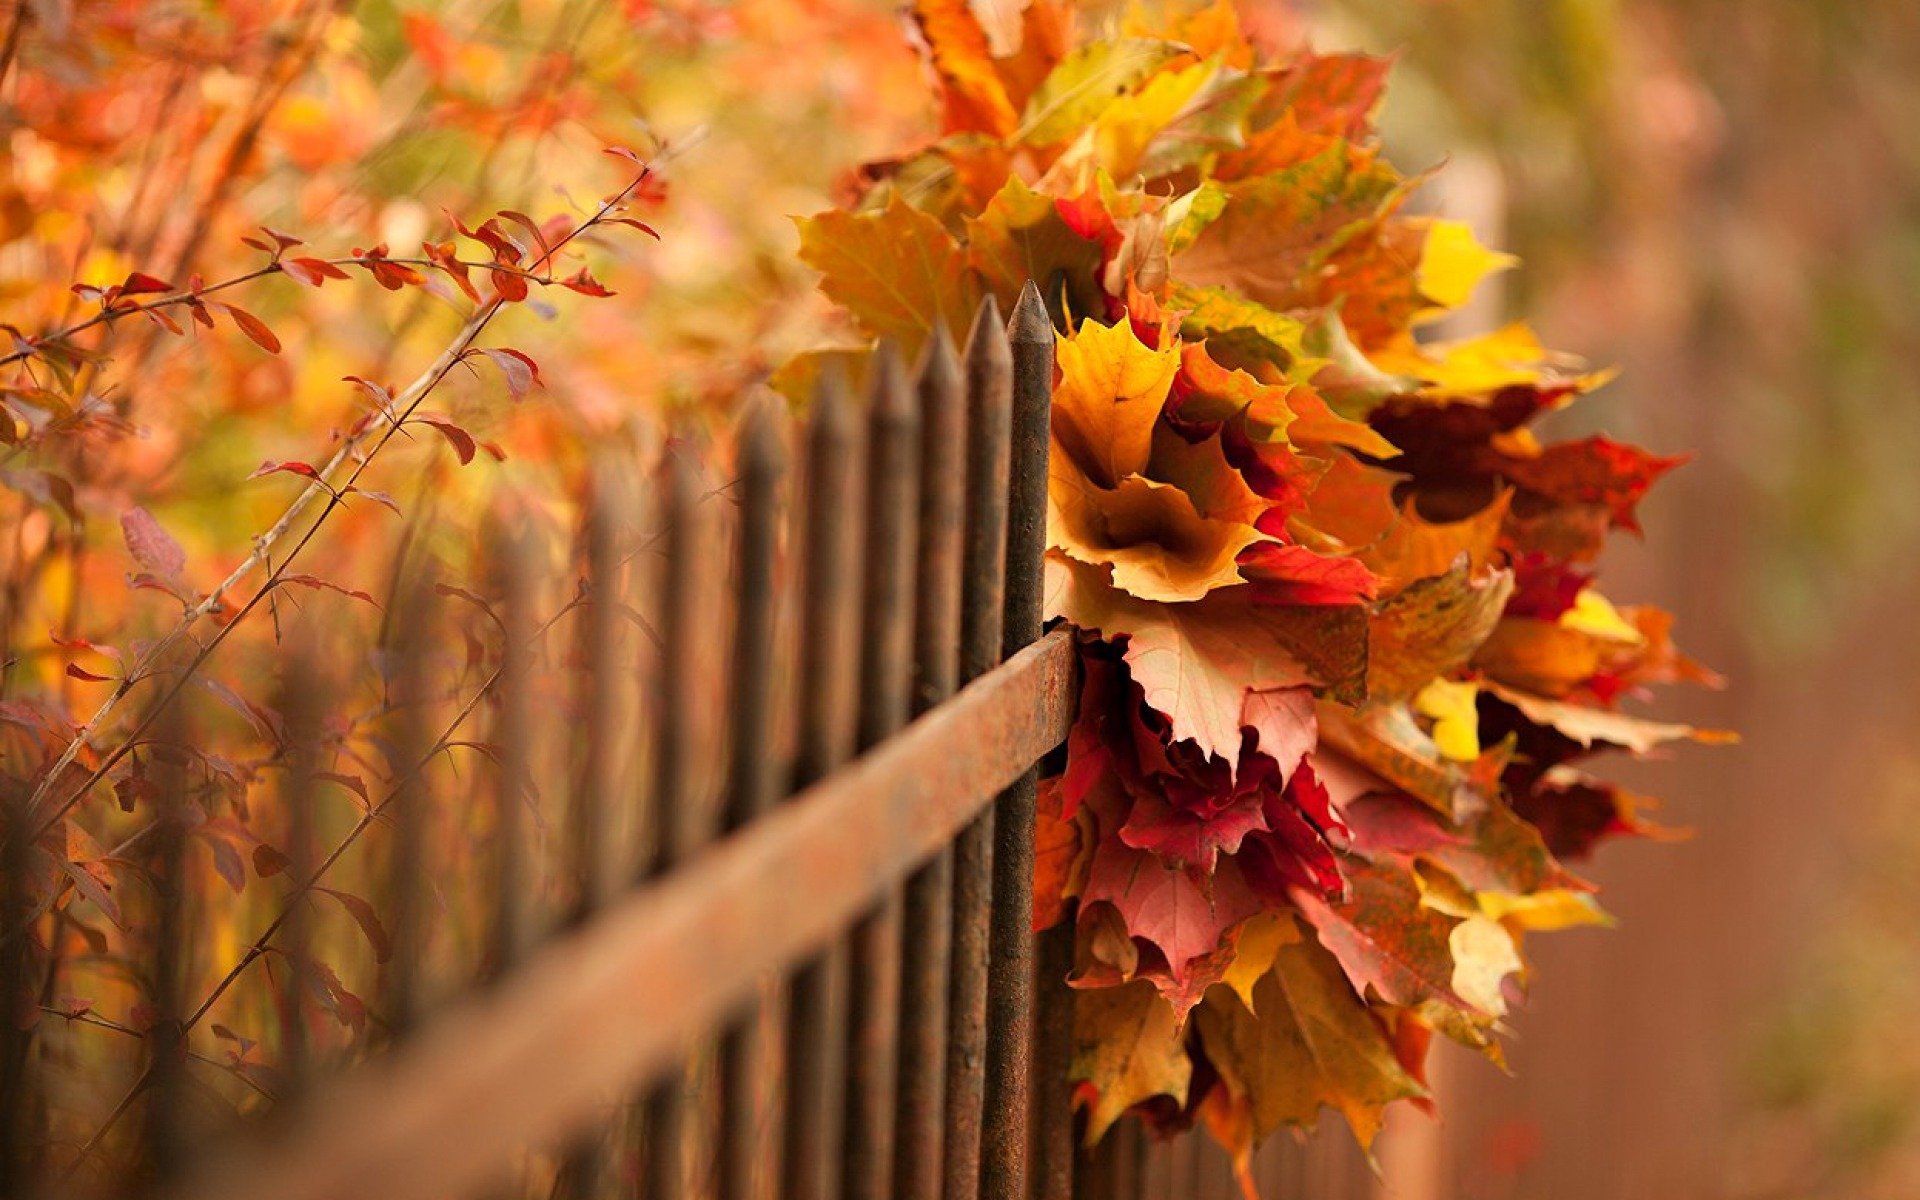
<box><xmin>118</xmin><ymin>272</ymin><xmax>174</xmax><ymax>297</ymax></box>
<box><xmin>120</xmin><ymin>507</ymin><xmax>186</xmax><ymax>580</ymax></box>
<box><xmin>315</xmin><ymin>887</ymin><xmax>393</xmax><ymax>962</ymax></box>
<box><xmin>559</xmin><ymin>268</ymin><xmax>614</xmax><ymax>296</ymax></box>
<box><xmin>411</xmin><ymin>413</ymin><xmax>477</xmax><ymax>465</ymax></box>
<box><xmin>247</xmin><ymin>460</ymin><xmax>322</xmax><ymax>482</ymax></box>
<box><xmin>214</xmin><ymin>303</ymin><xmax>282</xmax><ymax>354</ymax></box>
<box><xmin>280</xmin><ymin>257</ymin><xmax>350</xmax><ymax>288</ymax></box>
<box><xmin>477</xmin><ymin>348</ymin><xmax>541</xmax><ymax>399</ymax></box>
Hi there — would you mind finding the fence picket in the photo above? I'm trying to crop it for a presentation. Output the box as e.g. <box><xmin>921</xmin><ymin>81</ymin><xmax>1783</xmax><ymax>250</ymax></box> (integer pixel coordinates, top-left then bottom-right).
<box><xmin>717</xmin><ymin>400</ymin><xmax>791</xmax><ymax>1200</ymax></box>
<box><xmin>782</xmin><ymin>367</ymin><xmax>864</xmax><ymax>1200</ymax></box>
<box><xmin>945</xmin><ymin>293</ymin><xmax>1011</xmax><ymax>1200</ymax></box>
<box><xmin>894</xmin><ymin>325</ymin><xmax>965</xmax><ymax>1200</ymax></box>
<box><xmin>981</xmin><ymin>281</ymin><xmax>1055</xmax><ymax>1200</ymax></box>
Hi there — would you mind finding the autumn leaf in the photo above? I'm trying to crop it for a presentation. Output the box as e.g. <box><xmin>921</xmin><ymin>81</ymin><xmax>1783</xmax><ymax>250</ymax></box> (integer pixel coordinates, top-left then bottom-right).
<box><xmin>911</xmin><ymin>0</ymin><xmax>1021</xmax><ymax>136</ymax></box>
<box><xmin>1018</xmin><ymin>38</ymin><xmax>1187</xmax><ymax>146</ymax></box>
<box><xmin>965</xmin><ymin>175</ymin><xmax>1106</xmax><ymax>317</ymax></box>
<box><xmin>120</xmin><ymin>507</ymin><xmax>186</xmax><ymax>581</ymax></box>
<box><xmin>796</xmin><ymin>194</ymin><xmax>982</xmax><ymax>353</ymax></box>
<box><xmin>1290</xmin><ymin>855</ymin><xmax>1472</xmax><ymax>1012</ymax></box>
<box><xmin>1193</xmin><ymin>935</ymin><xmax>1425</xmax><ymax>1148</ymax></box>
<box><xmin>1084</xmin><ymin>58</ymin><xmax>1262</xmax><ymax>181</ymax></box>
<box><xmin>1365</xmin><ymin>557</ymin><xmax>1514</xmax><ymax>702</ymax></box>
<box><xmin>1048</xmin><ymin>556</ymin><xmax>1326</xmax><ymax>764</ymax></box>
<box><xmin>1413</xmin><ymin>219</ymin><xmax>1516</xmax><ymax>314</ymax></box>
<box><xmin>1175</xmin><ymin>140</ymin><xmax>1405</xmax><ymax>313</ymax></box>
<box><xmin>1081</xmin><ymin>835</ymin><xmax>1262</xmax><ymax>984</ymax></box>
<box><xmin>1051</xmin><ymin>316</ymin><xmax>1181</xmax><ymax>486</ymax></box>
<box><xmin>1480</xmin><ymin>681</ymin><xmax>1721</xmax><ymax>754</ymax></box>
<box><xmin>1256</xmin><ymin>50</ymin><xmax>1394</xmax><ymax>141</ymax></box>
<box><xmin>1072</xmin><ymin>979</ymin><xmax>1192</xmax><ymax>1141</ymax></box>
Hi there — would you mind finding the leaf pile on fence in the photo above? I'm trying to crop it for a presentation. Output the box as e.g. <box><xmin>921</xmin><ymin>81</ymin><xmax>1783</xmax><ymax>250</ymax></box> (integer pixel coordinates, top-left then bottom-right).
<box><xmin>791</xmin><ymin>0</ymin><xmax>1728</xmax><ymax>1185</ymax></box>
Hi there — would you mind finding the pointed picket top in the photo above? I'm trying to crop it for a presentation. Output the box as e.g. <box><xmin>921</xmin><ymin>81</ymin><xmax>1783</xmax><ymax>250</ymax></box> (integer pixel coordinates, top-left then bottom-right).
<box><xmin>1009</xmin><ymin>279</ymin><xmax>1054</xmax><ymax>347</ymax></box>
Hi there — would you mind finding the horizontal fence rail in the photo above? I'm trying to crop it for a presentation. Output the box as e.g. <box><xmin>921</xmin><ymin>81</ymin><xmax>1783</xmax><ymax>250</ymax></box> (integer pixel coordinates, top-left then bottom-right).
<box><xmin>162</xmin><ymin>631</ymin><xmax>1077</xmax><ymax>1200</ymax></box>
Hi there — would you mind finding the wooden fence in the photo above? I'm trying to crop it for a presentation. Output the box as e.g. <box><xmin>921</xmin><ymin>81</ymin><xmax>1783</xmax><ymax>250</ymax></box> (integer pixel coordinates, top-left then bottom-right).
<box><xmin>0</xmin><ymin>285</ymin><xmax>1382</xmax><ymax>1200</ymax></box>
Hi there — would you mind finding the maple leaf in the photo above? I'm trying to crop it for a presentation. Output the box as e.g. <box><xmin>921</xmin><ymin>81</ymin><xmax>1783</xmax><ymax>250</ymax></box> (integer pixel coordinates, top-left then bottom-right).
<box><xmin>1049</xmin><ymin>555</ymin><xmax>1359</xmax><ymax>763</ymax></box>
<box><xmin>1047</xmin><ymin>318</ymin><xmax>1281</xmax><ymax>601</ymax></box>
<box><xmin>1290</xmin><ymin>856</ymin><xmax>1472</xmax><ymax>1012</ymax></box>
<box><xmin>1170</xmin><ymin>342</ymin><xmax>1303</xmax><ymax>442</ymax></box>
<box><xmin>910</xmin><ymin>0</ymin><xmax>1070</xmax><ymax>138</ymax></box>
<box><xmin>795</xmin><ymin>193</ymin><xmax>982</xmax><ymax>353</ymax></box>
<box><xmin>1175</xmin><ymin>140</ymin><xmax>1406</xmax><ymax>314</ymax></box>
<box><xmin>1081</xmin><ymin>837</ymin><xmax>1263</xmax><ymax>989</ymax></box>
<box><xmin>1414</xmin><ymin>218</ymin><xmax>1518</xmax><ymax>316</ymax></box>
<box><xmin>1081</xmin><ymin>58</ymin><xmax>1263</xmax><ymax>182</ymax></box>
<box><xmin>1366</xmin><ymin>557</ymin><xmax>1515</xmax><ymax>702</ymax></box>
<box><xmin>1256</xmin><ymin>50</ymin><xmax>1394</xmax><ymax>141</ymax></box>
<box><xmin>1480</xmin><ymin>681</ymin><xmax>1716</xmax><ymax>754</ymax></box>
<box><xmin>1499</xmin><ymin>436</ymin><xmax>1688</xmax><ymax>534</ymax></box>
<box><xmin>1370</xmin><ymin>322</ymin><xmax>1607</xmax><ymax>402</ymax></box>
<box><xmin>1193</xmin><ymin>931</ymin><xmax>1425</xmax><ymax>1150</ymax></box>
<box><xmin>1296</xmin><ymin>459</ymin><xmax>1511</xmax><ymax>595</ymax></box>
<box><xmin>1019</xmin><ymin>38</ymin><xmax>1188</xmax><ymax>146</ymax></box>
<box><xmin>1508</xmin><ymin>774</ymin><xmax>1688</xmax><ymax>861</ymax></box>
<box><xmin>1071</xmin><ymin>979</ymin><xmax>1192</xmax><ymax>1141</ymax></box>
<box><xmin>1165</xmin><ymin>282</ymin><xmax>1313</xmax><ymax>373</ymax></box>
<box><xmin>965</xmin><ymin>176</ymin><xmax>1106</xmax><ymax>318</ymax></box>
<box><xmin>1051</xmin><ymin>316</ymin><xmax>1180</xmax><ymax>486</ymax></box>
<box><xmin>1035</xmin><ymin>775</ymin><xmax>1093</xmax><ymax>930</ymax></box>
<box><xmin>1446</xmin><ymin>915</ymin><xmax>1523</xmax><ymax>1017</ymax></box>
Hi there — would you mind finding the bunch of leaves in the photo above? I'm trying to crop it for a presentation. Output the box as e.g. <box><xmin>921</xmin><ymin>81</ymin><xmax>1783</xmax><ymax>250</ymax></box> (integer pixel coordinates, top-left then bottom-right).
<box><xmin>791</xmin><ymin>0</ymin><xmax>1727</xmax><ymax>1184</ymax></box>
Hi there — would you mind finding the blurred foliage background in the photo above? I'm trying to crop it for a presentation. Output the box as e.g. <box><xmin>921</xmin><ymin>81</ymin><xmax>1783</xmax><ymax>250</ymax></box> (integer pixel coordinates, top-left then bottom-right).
<box><xmin>3</xmin><ymin>0</ymin><xmax>1915</xmax><ymax>1194</ymax></box>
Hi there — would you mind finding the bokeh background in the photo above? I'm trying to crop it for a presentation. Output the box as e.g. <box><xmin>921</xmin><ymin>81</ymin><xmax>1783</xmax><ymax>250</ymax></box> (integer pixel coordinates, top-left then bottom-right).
<box><xmin>5</xmin><ymin>1</ymin><xmax>1917</xmax><ymax>1196</ymax></box>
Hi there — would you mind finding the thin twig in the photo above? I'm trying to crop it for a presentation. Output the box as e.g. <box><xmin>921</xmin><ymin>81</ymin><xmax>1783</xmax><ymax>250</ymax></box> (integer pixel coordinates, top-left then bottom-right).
<box><xmin>1</xmin><ymin>256</ymin><xmax>599</xmax><ymax>371</ymax></box>
<box><xmin>18</xmin><ymin>169</ymin><xmax>652</xmax><ymax>847</ymax></box>
<box><xmin>187</xmin><ymin>596</ymin><xmax>580</xmax><ymax>1030</ymax></box>
<box><xmin>36</xmin><ymin>1006</ymin><xmax>276</xmax><ymax>1103</ymax></box>
<box><xmin>63</xmin><ymin>594</ymin><xmax>581</xmax><ymax>1176</ymax></box>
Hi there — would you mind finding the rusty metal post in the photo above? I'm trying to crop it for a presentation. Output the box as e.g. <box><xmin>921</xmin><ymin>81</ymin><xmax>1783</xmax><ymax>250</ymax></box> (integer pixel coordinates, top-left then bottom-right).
<box><xmin>642</xmin><ymin>446</ymin><xmax>716</xmax><ymax>1200</ymax></box>
<box><xmin>382</xmin><ymin>574</ymin><xmax>433</xmax><ymax>1042</ymax></box>
<box><xmin>140</xmin><ymin>702</ymin><xmax>191</xmax><ymax>1186</ymax></box>
<box><xmin>717</xmin><ymin>403</ymin><xmax>790</xmax><ymax>1200</ymax></box>
<box><xmin>485</xmin><ymin>521</ymin><xmax>538</xmax><ymax>984</ymax></box>
<box><xmin>945</xmin><ymin>294</ymin><xmax>1011</xmax><ymax>1200</ymax></box>
<box><xmin>1</xmin><ymin>788</ymin><xmax>34</xmax><ymax>1194</ymax></box>
<box><xmin>894</xmin><ymin>326</ymin><xmax>965</xmax><ymax>1200</ymax></box>
<box><xmin>554</xmin><ymin>467</ymin><xmax>638</xmax><ymax>1200</ymax></box>
<box><xmin>843</xmin><ymin>345</ymin><xmax>920</xmax><ymax>1200</ymax></box>
<box><xmin>982</xmin><ymin>281</ymin><xmax>1053</xmax><ymax>1200</ymax></box>
<box><xmin>1030</xmin><ymin>917</ymin><xmax>1076</xmax><ymax>1199</ymax></box>
<box><xmin>276</xmin><ymin>650</ymin><xmax>322</xmax><ymax>1094</ymax></box>
<box><xmin>782</xmin><ymin>371</ymin><xmax>864</xmax><ymax>1200</ymax></box>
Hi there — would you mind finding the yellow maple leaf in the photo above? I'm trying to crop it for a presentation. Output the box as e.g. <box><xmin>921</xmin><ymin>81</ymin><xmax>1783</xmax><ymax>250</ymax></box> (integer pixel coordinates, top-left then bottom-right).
<box><xmin>795</xmin><ymin>193</ymin><xmax>982</xmax><ymax>355</ymax></box>
<box><xmin>1194</xmin><ymin>937</ymin><xmax>1425</xmax><ymax>1149</ymax></box>
<box><xmin>1072</xmin><ymin>979</ymin><xmax>1193</xmax><ymax>1142</ymax></box>
<box><xmin>1413</xmin><ymin>678</ymin><xmax>1482</xmax><ymax>763</ymax></box>
<box><xmin>1413</xmin><ymin>217</ymin><xmax>1517</xmax><ymax>316</ymax></box>
<box><xmin>1051</xmin><ymin>316</ymin><xmax>1181</xmax><ymax>485</ymax></box>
